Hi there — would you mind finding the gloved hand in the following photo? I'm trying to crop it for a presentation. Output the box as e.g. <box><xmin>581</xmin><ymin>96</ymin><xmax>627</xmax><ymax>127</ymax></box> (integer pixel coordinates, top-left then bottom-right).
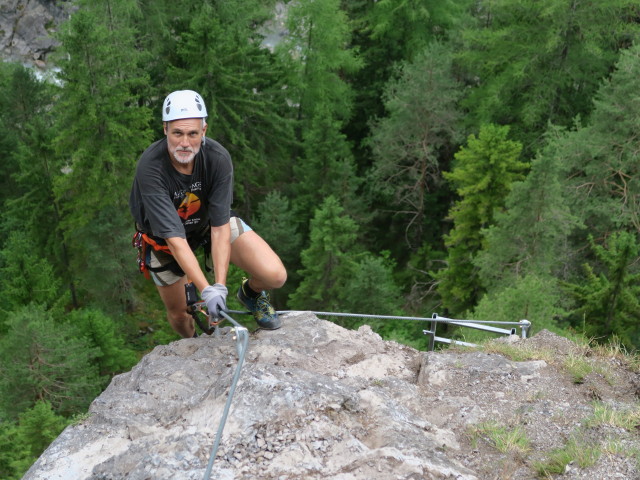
<box><xmin>201</xmin><ymin>284</ymin><xmax>228</xmax><ymax>318</ymax></box>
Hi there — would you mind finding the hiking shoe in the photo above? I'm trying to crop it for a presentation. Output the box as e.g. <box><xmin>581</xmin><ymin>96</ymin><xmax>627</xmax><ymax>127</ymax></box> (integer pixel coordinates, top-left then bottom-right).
<box><xmin>237</xmin><ymin>279</ymin><xmax>281</xmax><ymax>330</ymax></box>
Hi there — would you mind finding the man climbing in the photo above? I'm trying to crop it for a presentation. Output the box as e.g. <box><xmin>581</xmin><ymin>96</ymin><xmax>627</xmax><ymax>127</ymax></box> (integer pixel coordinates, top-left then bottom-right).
<box><xmin>129</xmin><ymin>89</ymin><xmax>286</xmax><ymax>337</ymax></box>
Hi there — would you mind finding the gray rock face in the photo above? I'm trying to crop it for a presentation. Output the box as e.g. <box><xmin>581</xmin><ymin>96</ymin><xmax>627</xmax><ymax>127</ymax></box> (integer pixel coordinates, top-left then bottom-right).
<box><xmin>0</xmin><ymin>0</ymin><xmax>71</xmax><ymax>66</ymax></box>
<box><xmin>23</xmin><ymin>312</ymin><xmax>477</xmax><ymax>480</ymax></box>
<box><xmin>21</xmin><ymin>313</ymin><xmax>640</xmax><ymax>480</ymax></box>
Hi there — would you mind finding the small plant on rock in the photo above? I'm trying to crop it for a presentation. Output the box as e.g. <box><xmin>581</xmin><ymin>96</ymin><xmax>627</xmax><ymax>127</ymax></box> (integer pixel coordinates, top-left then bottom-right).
<box><xmin>469</xmin><ymin>420</ymin><xmax>531</xmax><ymax>456</ymax></box>
<box><xmin>533</xmin><ymin>436</ymin><xmax>601</xmax><ymax>477</ymax></box>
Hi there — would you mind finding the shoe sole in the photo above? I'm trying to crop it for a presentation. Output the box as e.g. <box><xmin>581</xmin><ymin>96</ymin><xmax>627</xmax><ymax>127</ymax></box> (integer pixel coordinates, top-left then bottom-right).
<box><xmin>257</xmin><ymin>320</ymin><xmax>282</xmax><ymax>330</ymax></box>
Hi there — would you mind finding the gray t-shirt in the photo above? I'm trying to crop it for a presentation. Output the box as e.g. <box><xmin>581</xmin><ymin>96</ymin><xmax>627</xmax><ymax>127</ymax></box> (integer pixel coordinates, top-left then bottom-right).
<box><xmin>129</xmin><ymin>137</ymin><xmax>234</xmax><ymax>244</ymax></box>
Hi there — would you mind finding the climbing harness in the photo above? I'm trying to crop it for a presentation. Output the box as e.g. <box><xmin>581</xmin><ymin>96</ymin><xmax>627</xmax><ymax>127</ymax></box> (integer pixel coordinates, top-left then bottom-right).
<box><xmin>131</xmin><ymin>230</ymin><xmax>174</xmax><ymax>279</ymax></box>
<box><xmin>132</xmin><ymin>231</ymin><xmax>150</xmax><ymax>279</ymax></box>
<box><xmin>132</xmin><ymin>226</ymin><xmax>212</xmax><ymax>280</ymax></box>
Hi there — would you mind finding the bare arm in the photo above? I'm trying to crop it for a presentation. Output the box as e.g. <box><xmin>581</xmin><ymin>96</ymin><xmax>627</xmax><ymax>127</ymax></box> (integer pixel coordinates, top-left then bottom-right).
<box><xmin>165</xmin><ymin>237</ymin><xmax>209</xmax><ymax>292</ymax></box>
<box><xmin>164</xmin><ymin>222</ymin><xmax>231</xmax><ymax>293</ymax></box>
<box><xmin>210</xmin><ymin>222</ymin><xmax>231</xmax><ymax>286</ymax></box>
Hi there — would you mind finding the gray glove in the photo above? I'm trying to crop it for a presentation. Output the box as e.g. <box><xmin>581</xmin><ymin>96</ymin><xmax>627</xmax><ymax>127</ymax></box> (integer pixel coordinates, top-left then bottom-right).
<box><xmin>201</xmin><ymin>284</ymin><xmax>228</xmax><ymax>318</ymax></box>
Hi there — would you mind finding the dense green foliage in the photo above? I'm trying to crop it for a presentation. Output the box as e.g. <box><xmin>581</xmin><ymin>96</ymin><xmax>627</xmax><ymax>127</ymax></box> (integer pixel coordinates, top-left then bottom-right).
<box><xmin>437</xmin><ymin>124</ymin><xmax>527</xmax><ymax>312</ymax></box>
<box><xmin>1</xmin><ymin>0</ymin><xmax>639</xmax><ymax>475</ymax></box>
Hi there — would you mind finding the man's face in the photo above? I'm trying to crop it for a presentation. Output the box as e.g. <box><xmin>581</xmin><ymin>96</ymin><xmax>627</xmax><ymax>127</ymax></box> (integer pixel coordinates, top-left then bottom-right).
<box><xmin>164</xmin><ymin>118</ymin><xmax>207</xmax><ymax>165</ymax></box>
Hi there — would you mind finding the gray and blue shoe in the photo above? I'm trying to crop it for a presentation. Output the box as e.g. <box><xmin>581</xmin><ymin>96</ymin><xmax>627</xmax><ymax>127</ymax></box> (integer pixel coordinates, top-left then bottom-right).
<box><xmin>237</xmin><ymin>278</ymin><xmax>281</xmax><ymax>330</ymax></box>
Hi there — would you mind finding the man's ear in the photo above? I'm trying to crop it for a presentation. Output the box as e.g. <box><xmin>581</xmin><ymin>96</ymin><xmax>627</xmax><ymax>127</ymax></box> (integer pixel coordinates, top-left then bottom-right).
<box><xmin>163</xmin><ymin>121</ymin><xmax>168</xmax><ymax>135</ymax></box>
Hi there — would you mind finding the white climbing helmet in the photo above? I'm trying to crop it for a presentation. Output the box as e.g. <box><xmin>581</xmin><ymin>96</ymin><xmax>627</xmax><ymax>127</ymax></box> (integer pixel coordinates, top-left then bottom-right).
<box><xmin>162</xmin><ymin>90</ymin><xmax>208</xmax><ymax>121</ymax></box>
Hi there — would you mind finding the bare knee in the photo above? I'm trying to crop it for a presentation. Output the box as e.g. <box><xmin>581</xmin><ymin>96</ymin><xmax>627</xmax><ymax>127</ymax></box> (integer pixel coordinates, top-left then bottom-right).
<box><xmin>269</xmin><ymin>265</ymin><xmax>287</xmax><ymax>290</ymax></box>
<box><xmin>251</xmin><ymin>265</ymin><xmax>287</xmax><ymax>291</ymax></box>
<box><xmin>155</xmin><ymin>280</ymin><xmax>195</xmax><ymax>338</ymax></box>
<box><xmin>166</xmin><ymin>308</ymin><xmax>194</xmax><ymax>337</ymax></box>
<box><xmin>167</xmin><ymin>308</ymin><xmax>189</xmax><ymax>324</ymax></box>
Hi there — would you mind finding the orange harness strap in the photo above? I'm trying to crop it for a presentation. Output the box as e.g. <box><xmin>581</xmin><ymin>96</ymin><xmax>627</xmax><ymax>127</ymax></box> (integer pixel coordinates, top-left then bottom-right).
<box><xmin>140</xmin><ymin>233</ymin><xmax>173</xmax><ymax>254</ymax></box>
<box><xmin>132</xmin><ymin>231</ymin><xmax>174</xmax><ymax>280</ymax></box>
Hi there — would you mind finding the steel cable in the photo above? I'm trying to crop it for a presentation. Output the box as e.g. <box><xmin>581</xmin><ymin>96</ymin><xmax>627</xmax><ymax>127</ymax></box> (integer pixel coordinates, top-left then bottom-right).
<box><xmin>202</xmin><ymin>308</ymin><xmax>529</xmax><ymax>478</ymax></box>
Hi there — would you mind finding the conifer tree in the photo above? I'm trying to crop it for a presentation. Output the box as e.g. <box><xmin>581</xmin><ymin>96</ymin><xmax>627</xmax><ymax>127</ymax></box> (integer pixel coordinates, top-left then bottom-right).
<box><xmin>562</xmin><ymin>232</ymin><xmax>640</xmax><ymax>347</ymax></box>
<box><xmin>281</xmin><ymin>0</ymin><xmax>364</xmax><ymax>225</ymax></box>
<box><xmin>343</xmin><ymin>0</ymin><xmax>465</xmax><ymax>168</ymax></box>
<box><xmin>0</xmin><ymin>65</ymin><xmax>58</xmax><ymax>247</ymax></box>
<box><xmin>0</xmin><ymin>402</ymin><xmax>68</xmax><ymax>479</ymax></box>
<box><xmin>289</xmin><ymin>196</ymin><xmax>359</xmax><ymax>312</ymax></box>
<box><xmin>15</xmin><ymin>401</ymin><xmax>67</xmax><ymax>462</ymax></box>
<box><xmin>289</xmin><ymin>196</ymin><xmax>403</xmax><ymax>316</ymax></box>
<box><xmin>0</xmin><ymin>64</ymin><xmax>17</xmax><ymax>213</ymax></box>
<box><xmin>0</xmin><ymin>305</ymin><xmax>102</xmax><ymax>417</ymax></box>
<box><xmin>67</xmin><ymin>308</ymin><xmax>138</xmax><ymax>377</ymax></box>
<box><xmin>563</xmin><ymin>44</ymin><xmax>640</xmax><ymax>237</ymax></box>
<box><xmin>474</xmin><ymin>124</ymin><xmax>580</xmax><ymax>291</ymax></box>
<box><xmin>0</xmin><ymin>64</ymin><xmax>76</xmax><ymax>306</ymax></box>
<box><xmin>0</xmin><ymin>420</ymin><xmax>29</xmax><ymax>480</ymax></box>
<box><xmin>505</xmin><ymin>44</ymin><xmax>640</xmax><ymax>292</ymax></box>
<box><xmin>53</xmin><ymin>0</ymin><xmax>151</xmax><ymax>226</ymax></box>
<box><xmin>0</xmin><ymin>232</ymin><xmax>67</xmax><ymax>322</ymax></box>
<box><xmin>436</xmin><ymin>124</ymin><xmax>526</xmax><ymax>314</ymax></box>
<box><xmin>336</xmin><ymin>251</ymin><xmax>403</xmax><ymax>316</ymax></box>
<box><xmin>367</xmin><ymin>42</ymin><xmax>463</xmax><ymax>250</ymax></box>
<box><xmin>51</xmin><ymin>0</ymin><xmax>152</xmax><ymax>310</ymax></box>
<box><xmin>458</xmin><ymin>0</ymin><xmax>639</xmax><ymax>151</ymax></box>
<box><xmin>0</xmin><ymin>63</ymin><xmax>50</xmax><ymax>221</ymax></box>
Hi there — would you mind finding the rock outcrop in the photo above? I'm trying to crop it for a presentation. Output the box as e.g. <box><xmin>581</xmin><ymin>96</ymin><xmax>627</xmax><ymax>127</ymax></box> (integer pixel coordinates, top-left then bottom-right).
<box><xmin>23</xmin><ymin>312</ymin><xmax>640</xmax><ymax>479</ymax></box>
<box><xmin>0</xmin><ymin>0</ymin><xmax>71</xmax><ymax>67</ymax></box>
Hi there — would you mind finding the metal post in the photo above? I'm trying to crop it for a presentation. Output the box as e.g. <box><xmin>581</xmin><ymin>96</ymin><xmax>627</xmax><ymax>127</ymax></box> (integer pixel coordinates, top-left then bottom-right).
<box><xmin>519</xmin><ymin>319</ymin><xmax>531</xmax><ymax>339</ymax></box>
<box><xmin>424</xmin><ymin>313</ymin><xmax>438</xmax><ymax>351</ymax></box>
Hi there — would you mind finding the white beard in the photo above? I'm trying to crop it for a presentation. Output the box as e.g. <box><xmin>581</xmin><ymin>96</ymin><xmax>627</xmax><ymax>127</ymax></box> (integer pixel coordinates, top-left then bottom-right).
<box><xmin>171</xmin><ymin>147</ymin><xmax>198</xmax><ymax>164</ymax></box>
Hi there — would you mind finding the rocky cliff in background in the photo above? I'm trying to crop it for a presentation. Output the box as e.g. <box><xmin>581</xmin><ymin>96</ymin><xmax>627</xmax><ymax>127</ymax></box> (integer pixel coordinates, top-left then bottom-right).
<box><xmin>0</xmin><ymin>0</ymin><xmax>72</xmax><ymax>67</ymax></box>
<box><xmin>22</xmin><ymin>312</ymin><xmax>640</xmax><ymax>479</ymax></box>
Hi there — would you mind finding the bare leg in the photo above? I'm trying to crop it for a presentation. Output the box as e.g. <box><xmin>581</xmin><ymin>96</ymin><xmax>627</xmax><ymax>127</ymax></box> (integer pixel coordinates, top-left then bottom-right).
<box><xmin>230</xmin><ymin>230</ymin><xmax>287</xmax><ymax>292</ymax></box>
<box><xmin>155</xmin><ymin>276</ymin><xmax>195</xmax><ymax>338</ymax></box>
<box><xmin>155</xmin><ymin>231</ymin><xmax>284</xmax><ymax>337</ymax></box>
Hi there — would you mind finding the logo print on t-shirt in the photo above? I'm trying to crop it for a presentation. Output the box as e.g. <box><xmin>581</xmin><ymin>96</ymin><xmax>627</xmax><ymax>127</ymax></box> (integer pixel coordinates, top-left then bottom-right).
<box><xmin>177</xmin><ymin>192</ymin><xmax>201</xmax><ymax>219</ymax></box>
